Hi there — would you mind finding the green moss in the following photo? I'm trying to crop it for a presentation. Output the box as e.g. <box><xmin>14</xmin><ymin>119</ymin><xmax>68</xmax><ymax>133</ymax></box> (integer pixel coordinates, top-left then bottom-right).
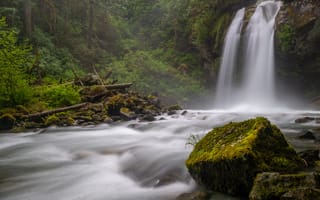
<box><xmin>277</xmin><ymin>24</ymin><xmax>296</xmax><ymax>52</ymax></box>
<box><xmin>45</xmin><ymin>115</ymin><xmax>60</xmax><ymax>126</ymax></box>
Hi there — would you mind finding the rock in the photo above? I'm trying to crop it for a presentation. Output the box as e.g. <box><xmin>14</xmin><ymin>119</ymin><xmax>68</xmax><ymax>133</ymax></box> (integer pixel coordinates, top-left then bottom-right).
<box><xmin>298</xmin><ymin>150</ymin><xmax>319</xmax><ymax>167</ymax></box>
<box><xmin>295</xmin><ymin>117</ymin><xmax>315</xmax><ymax>123</ymax></box>
<box><xmin>186</xmin><ymin>117</ymin><xmax>304</xmax><ymax>196</ymax></box>
<box><xmin>120</xmin><ymin>107</ymin><xmax>136</xmax><ymax>120</ymax></box>
<box><xmin>299</xmin><ymin>131</ymin><xmax>316</xmax><ymax>140</ymax></box>
<box><xmin>249</xmin><ymin>172</ymin><xmax>320</xmax><ymax>200</ymax></box>
<box><xmin>139</xmin><ymin>114</ymin><xmax>156</xmax><ymax>122</ymax></box>
<box><xmin>167</xmin><ymin>104</ymin><xmax>183</xmax><ymax>111</ymax></box>
<box><xmin>181</xmin><ymin>110</ymin><xmax>188</xmax><ymax>115</ymax></box>
<box><xmin>0</xmin><ymin>114</ymin><xmax>16</xmax><ymax>130</ymax></box>
<box><xmin>281</xmin><ymin>188</ymin><xmax>320</xmax><ymax>200</ymax></box>
<box><xmin>168</xmin><ymin>110</ymin><xmax>177</xmax><ymax>115</ymax></box>
<box><xmin>176</xmin><ymin>191</ymin><xmax>211</xmax><ymax>200</ymax></box>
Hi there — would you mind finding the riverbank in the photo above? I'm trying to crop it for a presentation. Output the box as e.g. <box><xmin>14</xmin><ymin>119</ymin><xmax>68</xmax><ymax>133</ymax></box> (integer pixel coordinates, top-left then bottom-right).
<box><xmin>0</xmin><ymin>84</ymin><xmax>182</xmax><ymax>133</ymax></box>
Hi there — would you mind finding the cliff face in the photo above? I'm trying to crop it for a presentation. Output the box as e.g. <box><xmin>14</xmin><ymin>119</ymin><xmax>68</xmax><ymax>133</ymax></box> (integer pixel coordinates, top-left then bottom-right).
<box><xmin>275</xmin><ymin>0</ymin><xmax>320</xmax><ymax>99</ymax></box>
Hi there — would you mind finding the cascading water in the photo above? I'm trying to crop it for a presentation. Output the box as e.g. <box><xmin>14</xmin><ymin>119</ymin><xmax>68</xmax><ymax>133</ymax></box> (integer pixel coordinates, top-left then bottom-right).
<box><xmin>214</xmin><ymin>8</ymin><xmax>245</xmax><ymax>108</ymax></box>
<box><xmin>214</xmin><ymin>0</ymin><xmax>282</xmax><ymax>110</ymax></box>
<box><xmin>241</xmin><ymin>0</ymin><xmax>282</xmax><ymax>107</ymax></box>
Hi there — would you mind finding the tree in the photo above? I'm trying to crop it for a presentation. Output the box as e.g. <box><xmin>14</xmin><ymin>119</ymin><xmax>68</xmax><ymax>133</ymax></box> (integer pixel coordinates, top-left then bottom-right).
<box><xmin>0</xmin><ymin>17</ymin><xmax>34</xmax><ymax>108</ymax></box>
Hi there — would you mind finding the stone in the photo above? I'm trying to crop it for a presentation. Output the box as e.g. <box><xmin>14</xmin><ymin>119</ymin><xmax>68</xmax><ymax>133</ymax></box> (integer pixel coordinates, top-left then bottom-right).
<box><xmin>281</xmin><ymin>188</ymin><xmax>320</xmax><ymax>200</ymax></box>
<box><xmin>0</xmin><ymin>114</ymin><xmax>16</xmax><ymax>130</ymax></box>
<box><xmin>176</xmin><ymin>191</ymin><xmax>211</xmax><ymax>200</ymax></box>
<box><xmin>299</xmin><ymin>131</ymin><xmax>316</xmax><ymax>140</ymax></box>
<box><xmin>295</xmin><ymin>117</ymin><xmax>315</xmax><ymax>124</ymax></box>
<box><xmin>186</xmin><ymin>117</ymin><xmax>304</xmax><ymax>196</ymax></box>
<box><xmin>298</xmin><ymin>150</ymin><xmax>319</xmax><ymax>167</ymax></box>
<box><xmin>249</xmin><ymin>172</ymin><xmax>320</xmax><ymax>200</ymax></box>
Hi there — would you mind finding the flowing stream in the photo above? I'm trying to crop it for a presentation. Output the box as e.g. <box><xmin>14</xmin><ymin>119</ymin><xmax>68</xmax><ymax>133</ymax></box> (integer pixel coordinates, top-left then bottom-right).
<box><xmin>1</xmin><ymin>110</ymin><xmax>320</xmax><ymax>200</ymax></box>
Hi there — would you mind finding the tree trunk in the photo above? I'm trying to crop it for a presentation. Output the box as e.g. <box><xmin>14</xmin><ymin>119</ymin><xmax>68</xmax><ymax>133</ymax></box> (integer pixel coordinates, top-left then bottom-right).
<box><xmin>24</xmin><ymin>0</ymin><xmax>32</xmax><ymax>38</ymax></box>
<box><xmin>87</xmin><ymin>0</ymin><xmax>94</xmax><ymax>48</ymax></box>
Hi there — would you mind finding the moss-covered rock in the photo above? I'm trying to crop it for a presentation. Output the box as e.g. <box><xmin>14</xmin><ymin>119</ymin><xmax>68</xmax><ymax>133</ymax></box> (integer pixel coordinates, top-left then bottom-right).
<box><xmin>249</xmin><ymin>172</ymin><xmax>320</xmax><ymax>200</ymax></box>
<box><xmin>186</xmin><ymin>117</ymin><xmax>304</xmax><ymax>196</ymax></box>
<box><xmin>0</xmin><ymin>114</ymin><xmax>16</xmax><ymax>130</ymax></box>
<box><xmin>45</xmin><ymin>115</ymin><xmax>61</xmax><ymax>126</ymax></box>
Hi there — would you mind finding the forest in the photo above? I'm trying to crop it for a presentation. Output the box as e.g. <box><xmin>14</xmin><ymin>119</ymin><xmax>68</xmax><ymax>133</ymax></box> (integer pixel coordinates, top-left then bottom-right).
<box><xmin>1</xmin><ymin>0</ymin><xmax>319</xmax><ymax>111</ymax></box>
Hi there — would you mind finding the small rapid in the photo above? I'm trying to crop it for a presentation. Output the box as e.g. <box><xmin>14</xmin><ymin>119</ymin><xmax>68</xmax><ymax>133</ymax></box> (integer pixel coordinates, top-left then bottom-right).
<box><xmin>1</xmin><ymin>110</ymin><xmax>320</xmax><ymax>200</ymax></box>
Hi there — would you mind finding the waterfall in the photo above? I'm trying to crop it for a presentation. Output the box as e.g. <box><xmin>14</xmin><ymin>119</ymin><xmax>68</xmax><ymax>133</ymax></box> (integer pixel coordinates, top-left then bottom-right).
<box><xmin>214</xmin><ymin>8</ymin><xmax>245</xmax><ymax>108</ymax></box>
<box><xmin>214</xmin><ymin>0</ymin><xmax>282</xmax><ymax>109</ymax></box>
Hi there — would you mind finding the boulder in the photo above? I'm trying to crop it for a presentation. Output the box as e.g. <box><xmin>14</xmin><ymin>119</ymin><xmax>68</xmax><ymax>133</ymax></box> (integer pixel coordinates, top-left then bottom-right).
<box><xmin>186</xmin><ymin>117</ymin><xmax>304</xmax><ymax>196</ymax></box>
<box><xmin>0</xmin><ymin>114</ymin><xmax>16</xmax><ymax>130</ymax></box>
<box><xmin>249</xmin><ymin>172</ymin><xmax>320</xmax><ymax>200</ymax></box>
<box><xmin>298</xmin><ymin>131</ymin><xmax>316</xmax><ymax>140</ymax></box>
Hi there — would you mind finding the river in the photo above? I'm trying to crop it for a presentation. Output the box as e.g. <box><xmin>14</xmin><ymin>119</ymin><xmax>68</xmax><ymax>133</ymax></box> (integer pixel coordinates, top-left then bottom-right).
<box><xmin>0</xmin><ymin>109</ymin><xmax>319</xmax><ymax>200</ymax></box>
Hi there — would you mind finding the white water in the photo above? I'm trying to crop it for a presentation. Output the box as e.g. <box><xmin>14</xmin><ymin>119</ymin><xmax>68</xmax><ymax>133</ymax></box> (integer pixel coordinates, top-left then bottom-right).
<box><xmin>215</xmin><ymin>8</ymin><xmax>245</xmax><ymax>108</ymax></box>
<box><xmin>1</xmin><ymin>110</ymin><xmax>319</xmax><ymax>200</ymax></box>
<box><xmin>215</xmin><ymin>1</ymin><xmax>282</xmax><ymax>109</ymax></box>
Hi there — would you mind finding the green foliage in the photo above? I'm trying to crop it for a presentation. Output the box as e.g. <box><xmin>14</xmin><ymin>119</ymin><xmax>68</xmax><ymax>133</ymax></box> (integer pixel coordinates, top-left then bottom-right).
<box><xmin>278</xmin><ymin>24</ymin><xmax>296</xmax><ymax>52</ymax></box>
<box><xmin>39</xmin><ymin>85</ymin><xmax>81</xmax><ymax>108</ymax></box>
<box><xmin>110</xmin><ymin>50</ymin><xmax>205</xmax><ymax>103</ymax></box>
<box><xmin>0</xmin><ymin>17</ymin><xmax>34</xmax><ymax>108</ymax></box>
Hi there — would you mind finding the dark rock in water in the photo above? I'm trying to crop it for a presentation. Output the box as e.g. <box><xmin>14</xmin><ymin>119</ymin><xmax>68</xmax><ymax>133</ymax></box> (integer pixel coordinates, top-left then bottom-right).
<box><xmin>0</xmin><ymin>114</ymin><xmax>16</xmax><ymax>130</ymax></box>
<box><xmin>139</xmin><ymin>114</ymin><xmax>155</xmax><ymax>122</ymax></box>
<box><xmin>168</xmin><ymin>110</ymin><xmax>177</xmax><ymax>115</ymax></box>
<box><xmin>181</xmin><ymin>110</ymin><xmax>188</xmax><ymax>115</ymax></box>
<box><xmin>299</xmin><ymin>131</ymin><xmax>316</xmax><ymax>140</ymax></box>
<box><xmin>186</xmin><ymin>117</ymin><xmax>304</xmax><ymax>197</ymax></box>
<box><xmin>249</xmin><ymin>172</ymin><xmax>320</xmax><ymax>200</ymax></box>
<box><xmin>176</xmin><ymin>191</ymin><xmax>211</xmax><ymax>200</ymax></box>
<box><xmin>298</xmin><ymin>150</ymin><xmax>320</xmax><ymax>167</ymax></box>
<box><xmin>281</xmin><ymin>188</ymin><xmax>320</xmax><ymax>200</ymax></box>
<box><xmin>295</xmin><ymin>117</ymin><xmax>315</xmax><ymax>123</ymax></box>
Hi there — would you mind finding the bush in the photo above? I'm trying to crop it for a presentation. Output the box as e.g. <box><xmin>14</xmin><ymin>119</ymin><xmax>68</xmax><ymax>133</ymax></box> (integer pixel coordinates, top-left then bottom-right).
<box><xmin>40</xmin><ymin>85</ymin><xmax>81</xmax><ymax>108</ymax></box>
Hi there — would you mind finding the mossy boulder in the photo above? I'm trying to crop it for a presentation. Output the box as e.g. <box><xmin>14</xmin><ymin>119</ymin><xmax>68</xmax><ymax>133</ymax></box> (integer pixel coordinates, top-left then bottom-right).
<box><xmin>249</xmin><ymin>172</ymin><xmax>320</xmax><ymax>200</ymax></box>
<box><xmin>0</xmin><ymin>114</ymin><xmax>16</xmax><ymax>130</ymax></box>
<box><xmin>186</xmin><ymin>117</ymin><xmax>304</xmax><ymax>196</ymax></box>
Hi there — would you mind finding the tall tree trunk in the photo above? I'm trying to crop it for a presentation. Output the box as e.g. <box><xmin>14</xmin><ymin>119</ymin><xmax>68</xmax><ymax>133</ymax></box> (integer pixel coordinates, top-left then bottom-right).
<box><xmin>24</xmin><ymin>0</ymin><xmax>32</xmax><ymax>38</ymax></box>
<box><xmin>87</xmin><ymin>0</ymin><xmax>94</xmax><ymax>48</ymax></box>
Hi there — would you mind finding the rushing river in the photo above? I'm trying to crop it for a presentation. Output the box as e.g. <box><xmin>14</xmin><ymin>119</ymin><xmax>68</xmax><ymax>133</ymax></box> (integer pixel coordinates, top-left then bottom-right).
<box><xmin>0</xmin><ymin>109</ymin><xmax>320</xmax><ymax>200</ymax></box>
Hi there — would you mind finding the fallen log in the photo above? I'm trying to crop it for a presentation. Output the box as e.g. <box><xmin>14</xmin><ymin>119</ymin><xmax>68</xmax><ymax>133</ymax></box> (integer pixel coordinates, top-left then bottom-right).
<box><xmin>105</xmin><ymin>83</ymin><xmax>132</xmax><ymax>90</ymax></box>
<box><xmin>23</xmin><ymin>102</ymin><xmax>88</xmax><ymax>120</ymax></box>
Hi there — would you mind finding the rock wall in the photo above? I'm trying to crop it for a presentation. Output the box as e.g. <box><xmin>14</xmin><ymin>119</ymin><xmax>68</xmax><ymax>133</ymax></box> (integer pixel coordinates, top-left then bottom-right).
<box><xmin>275</xmin><ymin>0</ymin><xmax>320</xmax><ymax>100</ymax></box>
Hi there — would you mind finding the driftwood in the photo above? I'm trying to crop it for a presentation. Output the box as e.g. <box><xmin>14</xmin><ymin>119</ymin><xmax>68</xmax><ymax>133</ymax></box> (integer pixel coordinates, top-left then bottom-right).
<box><xmin>71</xmin><ymin>67</ymin><xmax>84</xmax><ymax>86</ymax></box>
<box><xmin>92</xmin><ymin>66</ymin><xmax>105</xmax><ymax>86</ymax></box>
<box><xmin>105</xmin><ymin>83</ymin><xmax>132</xmax><ymax>90</ymax></box>
<box><xmin>23</xmin><ymin>103</ymin><xmax>88</xmax><ymax>120</ymax></box>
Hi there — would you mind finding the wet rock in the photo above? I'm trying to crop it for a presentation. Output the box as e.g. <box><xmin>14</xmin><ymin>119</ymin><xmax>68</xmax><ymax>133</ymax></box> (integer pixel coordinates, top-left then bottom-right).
<box><xmin>249</xmin><ymin>172</ymin><xmax>320</xmax><ymax>200</ymax></box>
<box><xmin>299</xmin><ymin>131</ymin><xmax>316</xmax><ymax>140</ymax></box>
<box><xmin>0</xmin><ymin>114</ymin><xmax>16</xmax><ymax>130</ymax></box>
<box><xmin>167</xmin><ymin>104</ymin><xmax>183</xmax><ymax>112</ymax></box>
<box><xmin>295</xmin><ymin>117</ymin><xmax>315</xmax><ymax>123</ymax></box>
<box><xmin>176</xmin><ymin>191</ymin><xmax>211</xmax><ymax>200</ymax></box>
<box><xmin>168</xmin><ymin>110</ymin><xmax>177</xmax><ymax>115</ymax></box>
<box><xmin>186</xmin><ymin>117</ymin><xmax>304</xmax><ymax>196</ymax></box>
<box><xmin>181</xmin><ymin>110</ymin><xmax>188</xmax><ymax>115</ymax></box>
<box><xmin>281</xmin><ymin>188</ymin><xmax>320</xmax><ymax>200</ymax></box>
<box><xmin>139</xmin><ymin>114</ymin><xmax>156</xmax><ymax>122</ymax></box>
<box><xmin>120</xmin><ymin>107</ymin><xmax>136</xmax><ymax>120</ymax></box>
<box><xmin>298</xmin><ymin>150</ymin><xmax>320</xmax><ymax>167</ymax></box>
